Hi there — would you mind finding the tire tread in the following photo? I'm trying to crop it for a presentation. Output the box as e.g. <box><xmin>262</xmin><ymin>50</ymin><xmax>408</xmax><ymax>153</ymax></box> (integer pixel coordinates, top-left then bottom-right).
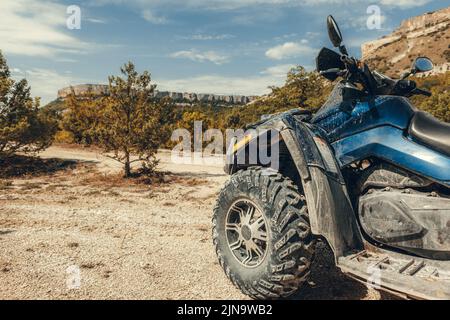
<box><xmin>212</xmin><ymin>167</ymin><xmax>315</xmax><ymax>299</ymax></box>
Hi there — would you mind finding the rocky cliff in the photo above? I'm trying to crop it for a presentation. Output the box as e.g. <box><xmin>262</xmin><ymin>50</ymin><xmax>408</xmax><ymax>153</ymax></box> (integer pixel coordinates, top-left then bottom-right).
<box><xmin>361</xmin><ymin>6</ymin><xmax>450</xmax><ymax>77</ymax></box>
<box><xmin>57</xmin><ymin>84</ymin><xmax>258</xmax><ymax>105</ymax></box>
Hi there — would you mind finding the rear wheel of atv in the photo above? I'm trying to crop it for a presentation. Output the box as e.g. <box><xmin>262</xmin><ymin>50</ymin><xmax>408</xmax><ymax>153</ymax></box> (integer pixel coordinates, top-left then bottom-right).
<box><xmin>212</xmin><ymin>167</ymin><xmax>315</xmax><ymax>299</ymax></box>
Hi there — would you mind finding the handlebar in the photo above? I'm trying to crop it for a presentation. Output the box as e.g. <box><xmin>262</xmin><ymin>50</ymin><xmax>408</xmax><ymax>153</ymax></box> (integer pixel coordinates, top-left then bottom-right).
<box><xmin>318</xmin><ymin>50</ymin><xmax>432</xmax><ymax>99</ymax></box>
<box><xmin>412</xmin><ymin>88</ymin><xmax>432</xmax><ymax>97</ymax></box>
<box><xmin>393</xmin><ymin>80</ymin><xmax>431</xmax><ymax>97</ymax></box>
<box><xmin>340</xmin><ymin>55</ymin><xmax>356</xmax><ymax>66</ymax></box>
<box><xmin>319</xmin><ymin>68</ymin><xmax>346</xmax><ymax>77</ymax></box>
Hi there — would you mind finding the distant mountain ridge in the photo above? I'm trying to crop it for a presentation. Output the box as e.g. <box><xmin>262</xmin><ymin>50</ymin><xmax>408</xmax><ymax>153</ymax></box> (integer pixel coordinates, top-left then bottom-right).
<box><xmin>361</xmin><ymin>6</ymin><xmax>450</xmax><ymax>77</ymax></box>
<box><xmin>57</xmin><ymin>84</ymin><xmax>258</xmax><ymax>106</ymax></box>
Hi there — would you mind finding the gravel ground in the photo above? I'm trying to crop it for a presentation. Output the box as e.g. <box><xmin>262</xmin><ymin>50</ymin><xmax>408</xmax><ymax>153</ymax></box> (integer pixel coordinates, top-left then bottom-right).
<box><xmin>0</xmin><ymin>146</ymin><xmax>395</xmax><ymax>300</ymax></box>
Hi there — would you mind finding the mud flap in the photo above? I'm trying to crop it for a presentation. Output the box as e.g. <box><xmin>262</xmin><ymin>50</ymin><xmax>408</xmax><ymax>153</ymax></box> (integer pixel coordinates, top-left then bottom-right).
<box><xmin>280</xmin><ymin>124</ymin><xmax>363</xmax><ymax>258</ymax></box>
<box><xmin>338</xmin><ymin>248</ymin><xmax>450</xmax><ymax>300</ymax></box>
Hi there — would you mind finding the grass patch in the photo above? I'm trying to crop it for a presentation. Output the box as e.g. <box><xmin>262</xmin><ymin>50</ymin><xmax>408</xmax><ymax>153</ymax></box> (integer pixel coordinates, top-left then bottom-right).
<box><xmin>78</xmin><ymin>171</ymin><xmax>142</xmax><ymax>188</ymax></box>
<box><xmin>164</xmin><ymin>175</ymin><xmax>207</xmax><ymax>187</ymax></box>
<box><xmin>77</xmin><ymin>168</ymin><xmax>207</xmax><ymax>189</ymax></box>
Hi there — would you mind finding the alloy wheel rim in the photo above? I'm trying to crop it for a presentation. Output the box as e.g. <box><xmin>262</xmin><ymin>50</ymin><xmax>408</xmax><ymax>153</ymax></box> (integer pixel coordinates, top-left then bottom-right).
<box><xmin>225</xmin><ymin>199</ymin><xmax>268</xmax><ymax>268</ymax></box>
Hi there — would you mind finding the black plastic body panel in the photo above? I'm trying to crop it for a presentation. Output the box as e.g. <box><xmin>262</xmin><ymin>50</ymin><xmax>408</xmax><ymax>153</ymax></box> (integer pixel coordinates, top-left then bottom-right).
<box><xmin>227</xmin><ymin>109</ymin><xmax>364</xmax><ymax>257</ymax></box>
<box><xmin>359</xmin><ymin>190</ymin><xmax>450</xmax><ymax>260</ymax></box>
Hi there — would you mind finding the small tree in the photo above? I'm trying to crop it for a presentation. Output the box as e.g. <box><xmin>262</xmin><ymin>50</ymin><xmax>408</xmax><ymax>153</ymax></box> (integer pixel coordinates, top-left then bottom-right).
<box><xmin>96</xmin><ymin>62</ymin><xmax>169</xmax><ymax>177</ymax></box>
<box><xmin>268</xmin><ymin>66</ymin><xmax>328</xmax><ymax>111</ymax></box>
<box><xmin>63</xmin><ymin>91</ymin><xmax>105</xmax><ymax>145</ymax></box>
<box><xmin>0</xmin><ymin>51</ymin><xmax>57</xmax><ymax>158</ymax></box>
<box><xmin>412</xmin><ymin>71</ymin><xmax>450</xmax><ymax>123</ymax></box>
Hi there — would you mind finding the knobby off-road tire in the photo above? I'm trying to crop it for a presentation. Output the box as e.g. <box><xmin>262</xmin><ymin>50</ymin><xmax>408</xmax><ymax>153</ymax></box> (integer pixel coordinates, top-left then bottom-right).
<box><xmin>213</xmin><ymin>167</ymin><xmax>315</xmax><ymax>299</ymax></box>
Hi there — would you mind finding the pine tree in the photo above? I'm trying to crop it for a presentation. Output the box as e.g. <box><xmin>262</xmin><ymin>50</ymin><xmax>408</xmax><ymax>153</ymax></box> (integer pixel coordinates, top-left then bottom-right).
<box><xmin>97</xmin><ymin>62</ymin><xmax>169</xmax><ymax>177</ymax></box>
<box><xmin>0</xmin><ymin>51</ymin><xmax>57</xmax><ymax>158</ymax></box>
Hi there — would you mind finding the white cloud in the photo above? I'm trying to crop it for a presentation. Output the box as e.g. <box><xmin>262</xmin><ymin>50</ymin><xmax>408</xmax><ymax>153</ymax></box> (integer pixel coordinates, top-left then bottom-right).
<box><xmin>11</xmin><ymin>68</ymin><xmax>94</xmax><ymax>104</ymax></box>
<box><xmin>157</xmin><ymin>65</ymin><xmax>314</xmax><ymax>95</ymax></box>
<box><xmin>231</xmin><ymin>8</ymin><xmax>284</xmax><ymax>25</ymax></box>
<box><xmin>182</xmin><ymin>34</ymin><xmax>235</xmax><ymax>41</ymax></box>
<box><xmin>0</xmin><ymin>0</ymin><xmax>86</xmax><ymax>57</ymax></box>
<box><xmin>306</xmin><ymin>31</ymin><xmax>320</xmax><ymax>38</ymax></box>
<box><xmin>261</xmin><ymin>64</ymin><xmax>295</xmax><ymax>77</ymax></box>
<box><xmin>346</xmin><ymin>35</ymin><xmax>380</xmax><ymax>49</ymax></box>
<box><xmin>86</xmin><ymin>18</ymin><xmax>107</xmax><ymax>24</ymax></box>
<box><xmin>265</xmin><ymin>42</ymin><xmax>315</xmax><ymax>60</ymax></box>
<box><xmin>156</xmin><ymin>74</ymin><xmax>280</xmax><ymax>96</ymax></box>
<box><xmin>91</xmin><ymin>0</ymin><xmax>356</xmax><ymax>11</ymax></box>
<box><xmin>273</xmin><ymin>33</ymin><xmax>298</xmax><ymax>41</ymax></box>
<box><xmin>91</xmin><ymin>0</ymin><xmax>433</xmax><ymax>10</ymax></box>
<box><xmin>142</xmin><ymin>9</ymin><xmax>168</xmax><ymax>24</ymax></box>
<box><xmin>170</xmin><ymin>50</ymin><xmax>230</xmax><ymax>64</ymax></box>
<box><xmin>379</xmin><ymin>0</ymin><xmax>432</xmax><ymax>8</ymax></box>
<box><xmin>156</xmin><ymin>63</ymin><xmax>311</xmax><ymax>96</ymax></box>
<box><xmin>345</xmin><ymin>13</ymin><xmax>389</xmax><ymax>30</ymax></box>
<box><xmin>90</xmin><ymin>0</ymin><xmax>291</xmax><ymax>11</ymax></box>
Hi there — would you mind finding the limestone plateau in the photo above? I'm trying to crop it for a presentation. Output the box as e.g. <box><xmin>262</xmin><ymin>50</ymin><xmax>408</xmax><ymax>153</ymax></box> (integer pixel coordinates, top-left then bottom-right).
<box><xmin>57</xmin><ymin>84</ymin><xmax>258</xmax><ymax>106</ymax></box>
<box><xmin>361</xmin><ymin>6</ymin><xmax>450</xmax><ymax>77</ymax></box>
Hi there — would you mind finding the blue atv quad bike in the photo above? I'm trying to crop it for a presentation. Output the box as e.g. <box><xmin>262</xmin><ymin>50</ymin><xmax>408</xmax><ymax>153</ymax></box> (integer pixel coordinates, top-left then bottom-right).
<box><xmin>213</xmin><ymin>15</ymin><xmax>450</xmax><ymax>300</ymax></box>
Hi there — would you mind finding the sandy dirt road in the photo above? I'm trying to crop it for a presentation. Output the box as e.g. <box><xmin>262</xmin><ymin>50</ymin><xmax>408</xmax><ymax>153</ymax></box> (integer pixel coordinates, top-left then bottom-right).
<box><xmin>0</xmin><ymin>146</ymin><xmax>392</xmax><ymax>300</ymax></box>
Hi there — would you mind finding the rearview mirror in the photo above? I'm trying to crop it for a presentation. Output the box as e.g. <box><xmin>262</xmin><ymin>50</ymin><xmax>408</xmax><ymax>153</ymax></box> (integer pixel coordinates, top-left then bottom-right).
<box><xmin>327</xmin><ymin>15</ymin><xmax>343</xmax><ymax>48</ymax></box>
<box><xmin>413</xmin><ymin>57</ymin><xmax>434</xmax><ymax>74</ymax></box>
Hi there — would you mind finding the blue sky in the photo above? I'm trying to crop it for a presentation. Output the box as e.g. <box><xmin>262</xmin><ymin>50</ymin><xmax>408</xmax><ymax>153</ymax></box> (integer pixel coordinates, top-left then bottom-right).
<box><xmin>1</xmin><ymin>0</ymin><xmax>449</xmax><ymax>104</ymax></box>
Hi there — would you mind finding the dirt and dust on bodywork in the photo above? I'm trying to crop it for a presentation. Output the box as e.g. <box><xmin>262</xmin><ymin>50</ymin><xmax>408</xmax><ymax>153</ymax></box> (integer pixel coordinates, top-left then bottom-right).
<box><xmin>223</xmin><ymin>107</ymin><xmax>450</xmax><ymax>300</ymax></box>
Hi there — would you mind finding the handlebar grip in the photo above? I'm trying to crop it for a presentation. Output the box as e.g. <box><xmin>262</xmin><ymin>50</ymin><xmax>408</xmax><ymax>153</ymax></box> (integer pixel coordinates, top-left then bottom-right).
<box><xmin>319</xmin><ymin>68</ymin><xmax>341</xmax><ymax>75</ymax></box>
<box><xmin>416</xmin><ymin>88</ymin><xmax>432</xmax><ymax>97</ymax></box>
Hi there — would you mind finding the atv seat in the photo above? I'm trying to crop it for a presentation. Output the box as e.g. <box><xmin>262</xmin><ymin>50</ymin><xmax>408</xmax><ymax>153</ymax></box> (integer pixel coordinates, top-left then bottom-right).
<box><xmin>409</xmin><ymin>111</ymin><xmax>450</xmax><ymax>157</ymax></box>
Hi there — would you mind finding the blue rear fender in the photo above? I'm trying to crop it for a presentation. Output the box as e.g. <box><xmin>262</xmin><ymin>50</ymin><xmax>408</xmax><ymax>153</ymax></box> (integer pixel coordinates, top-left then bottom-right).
<box><xmin>332</xmin><ymin>125</ymin><xmax>450</xmax><ymax>187</ymax></box>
